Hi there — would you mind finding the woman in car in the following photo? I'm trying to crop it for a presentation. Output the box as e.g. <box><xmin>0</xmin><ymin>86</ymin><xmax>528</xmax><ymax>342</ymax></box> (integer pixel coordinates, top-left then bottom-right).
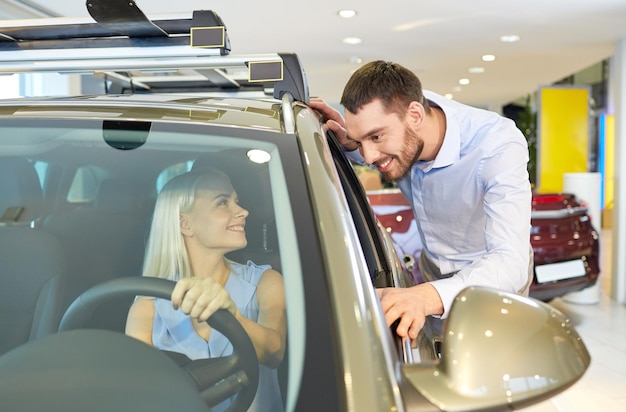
<box><xmin>125</xmin><ymin>167</ymin><xmax>286</xmax><ymax>412</ymax></box>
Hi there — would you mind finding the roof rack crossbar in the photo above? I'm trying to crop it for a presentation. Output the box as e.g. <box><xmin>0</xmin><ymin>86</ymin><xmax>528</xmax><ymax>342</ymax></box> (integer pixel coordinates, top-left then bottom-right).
<box><xmin>0</xmin><ymin>50</ymin><xmax>277</xmax><ymax>73</ymax></box>
<box><xmin>196</xmin><ymin>68</ymin><xmax>241</xmax><ymax>88</ymax></box>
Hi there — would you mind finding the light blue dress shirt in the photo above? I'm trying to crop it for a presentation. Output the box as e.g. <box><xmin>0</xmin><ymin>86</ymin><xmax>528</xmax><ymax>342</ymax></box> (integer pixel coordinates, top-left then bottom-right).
<box><xmin>352</xmin><ymin>90</ymin><xmax>533</xmax><ymax>318</ymax></box>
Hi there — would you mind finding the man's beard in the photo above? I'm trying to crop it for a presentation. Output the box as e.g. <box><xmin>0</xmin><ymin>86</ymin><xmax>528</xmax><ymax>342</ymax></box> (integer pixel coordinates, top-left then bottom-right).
<box><xmin>381</xmin><ymin>126</ymin><xmax>423</xmax><ymax>181</ymax></box>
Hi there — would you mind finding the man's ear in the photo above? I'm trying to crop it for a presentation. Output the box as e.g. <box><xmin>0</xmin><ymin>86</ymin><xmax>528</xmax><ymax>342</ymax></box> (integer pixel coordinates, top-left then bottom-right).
<box><xmin>180</xmin><ymin>214</ymin><xmax>193</xmax><ymax>237</ymax></box>
<box><xmin>407</xmin><ymin>100</ymin><xmax>425</xmax><ymax>127</ymax></box>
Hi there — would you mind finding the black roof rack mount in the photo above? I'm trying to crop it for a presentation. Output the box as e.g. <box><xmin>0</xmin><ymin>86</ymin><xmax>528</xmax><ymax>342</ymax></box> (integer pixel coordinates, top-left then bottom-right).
<box><xmin>87</xmin><ymin>0</ymin><xmax>171</xmax><ymax>38</ymax></box>
<box><xmin>0</xmin><ymin>0</ymin><xmax>309</xmax><ymax>103</ymax></box>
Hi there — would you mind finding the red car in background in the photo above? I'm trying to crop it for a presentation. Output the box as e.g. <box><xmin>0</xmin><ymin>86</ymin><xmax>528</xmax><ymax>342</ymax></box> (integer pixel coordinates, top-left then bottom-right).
<box><xmin>367</xmin><ymin>188</ymin><xmax>600</xmax><ymax>302</ymax></box>
<box><xmin>530</xmin><ymin>193</ymin><xmax>600</xmax><ymax>301</ymax></box>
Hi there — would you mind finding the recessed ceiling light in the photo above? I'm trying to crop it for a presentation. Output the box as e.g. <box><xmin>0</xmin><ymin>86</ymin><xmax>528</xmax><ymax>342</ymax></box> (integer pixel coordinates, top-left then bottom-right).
<box><xmin>468</xmin><ymin>67</ymin><xmax>485</xmax><ymax>74</ymax></box>
<box><xmin>459</xmin><ymin>78</ymin><xmax>470</xmax><ymax>85</ymax></box>
<box><xmin>482</xmin><ymin>54</ymin><xmax>496</xmax><ymax>62</ymax></box>
<box><xmin>342</xmin><ymin>37</ymin><xmax>362</xmax><ymax>45</ymax></box>
<box><xmin>499</xmin><ymin>34</ymin><xmax>520</xmax><ymax>43</ymax></box>
<box><xmin>452</xmin><ymin>86</ymin><xmax>462</xmax><ymax>92</ymax></box>
<box><xmin>349</xmin><ymin>56</ymin><xmax>363</xmax><ymax>64</ymax></box>
<box><xmin>444</xmin><ymin>93</ymin><xmax>454</xmax><ymax>99</ymax></box>
<box><xmin>338</xmin><ymin>9</ymin><xmax>357</xmax><ymax>18</ymax></box>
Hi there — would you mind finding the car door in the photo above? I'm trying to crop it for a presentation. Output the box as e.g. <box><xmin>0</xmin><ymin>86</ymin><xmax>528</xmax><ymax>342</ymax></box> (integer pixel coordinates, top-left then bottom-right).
<box><xmin>325</xmin><ymin>131</ymin><xmax>438</xmax><ymax>364</ymax></box>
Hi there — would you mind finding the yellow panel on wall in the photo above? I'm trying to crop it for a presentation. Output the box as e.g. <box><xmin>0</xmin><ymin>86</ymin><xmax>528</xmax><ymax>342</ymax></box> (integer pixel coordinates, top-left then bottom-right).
<box><xmin>537</xmin><ymin>86</ymin><xmax>589</xmax><ymax>193</ymax></box>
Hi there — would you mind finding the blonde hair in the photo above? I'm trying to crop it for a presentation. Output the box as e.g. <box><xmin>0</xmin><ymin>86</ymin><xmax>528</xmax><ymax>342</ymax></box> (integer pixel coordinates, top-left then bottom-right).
<box><xmin>142</xmin><ymin>168</ymin><xmax>232</xmax><ymax>280</ymax></box>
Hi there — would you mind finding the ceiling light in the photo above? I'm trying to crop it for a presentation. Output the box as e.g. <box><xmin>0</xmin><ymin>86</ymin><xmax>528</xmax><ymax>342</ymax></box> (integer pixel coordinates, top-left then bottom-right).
<box><xmin>444</xmin><ymin>93</ymin><xmax>454</xmax><ymax>99</ymax></box>
<box><xmin>337</xmin><ymin>9</ymin><xmax>357</xmax><ymax>18</ymax></box>
<box><xmin>452</xmin><ymin>86</ymin><xmax>462</xmax><ymax>92</ymax></box>
<box><xmin>342</xmin><ymin>37</ymin><xmax>362</xmax><ymax>45</ymax></box>
<box><xmin>349</xmin><ymin>56</ymin><xmax>363</xmax><ymax>64</ymax></box>
<box><xmin>468</xmin><ymin>67</ymin><xmax>485</xmax><ymax>74</ymax></box>
<box><xmin>482</xmin><ymin>54</ymin><xmax>496</xmax><ymax>62</ymax></box>
<box><xmin>499</xmin><ymin>34</ymin><xmax>520</xmax><ymax>43</ymax></box>
<box><xmin>459</xmin><ymin>78</ymin><xmax>470</xmax><ymax>85</ymax></box>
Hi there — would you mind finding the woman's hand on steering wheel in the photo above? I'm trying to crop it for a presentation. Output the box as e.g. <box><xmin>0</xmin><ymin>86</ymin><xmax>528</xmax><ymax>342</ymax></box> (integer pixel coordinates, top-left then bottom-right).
<box><xmin>172</xmin><ymin>276</ymin><xmax>240</xmax><ymax>322</ymax></box>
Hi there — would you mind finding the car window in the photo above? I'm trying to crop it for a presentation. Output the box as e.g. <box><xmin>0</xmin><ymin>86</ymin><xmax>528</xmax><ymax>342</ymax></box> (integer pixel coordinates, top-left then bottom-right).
<box><xmin>326</xmin><ymin>132</ymin><xmax>392</xmax><ymax>287</ymax></box>
<box><xmin>0</xmin><ymin>115</ymin><xmax>308</xmax><ymax>388</ymax></box>
<box><xmin>156</xmin><ymin>161</ymin><xmax>194</xmax><ymax>192</ymax></box>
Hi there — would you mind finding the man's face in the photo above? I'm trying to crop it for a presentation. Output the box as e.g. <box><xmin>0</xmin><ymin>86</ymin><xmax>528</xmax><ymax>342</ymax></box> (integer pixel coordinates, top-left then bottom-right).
<box><xmin>345</xmin><ymin>99</ymin><xmax>423</xmax><ymax>181</ymax></box>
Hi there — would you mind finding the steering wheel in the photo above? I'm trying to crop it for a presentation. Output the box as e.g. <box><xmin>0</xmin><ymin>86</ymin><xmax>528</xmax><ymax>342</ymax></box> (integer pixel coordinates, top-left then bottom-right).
<box><xmin>58</xmin><ymin>276</ymin><xmax>259</xmax><ymax>412</ymax></box>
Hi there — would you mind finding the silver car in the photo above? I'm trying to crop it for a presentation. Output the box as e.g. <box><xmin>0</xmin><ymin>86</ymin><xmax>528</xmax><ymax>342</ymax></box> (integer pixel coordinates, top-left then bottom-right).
<box><xmin>0</xmin><ymin>2</ymin><xmax>589</xmax><ymax>411</ymax></box>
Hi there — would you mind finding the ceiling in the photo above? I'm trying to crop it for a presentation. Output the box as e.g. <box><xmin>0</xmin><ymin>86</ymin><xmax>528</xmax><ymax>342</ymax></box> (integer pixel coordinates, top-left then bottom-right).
<box><xmin>2</xmin><ymin>0</ymin><xmax>626</xmax><ymax>109</ymax></box>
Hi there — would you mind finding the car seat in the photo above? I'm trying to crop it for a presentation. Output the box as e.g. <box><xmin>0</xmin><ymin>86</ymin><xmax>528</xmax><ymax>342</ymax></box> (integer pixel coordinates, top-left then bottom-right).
<box><xmin>0</xmin><ymin>157</ymin><xmax>68</xmax><ymax>354</ymax></box>
<box><xmin>0</xmin><ymin>157</ymin><xmax>45</xmax><ymax>224</ymax></box>
<box><xmin>45</xmin><ymin>177</ymin><xmax>153</xmax><ymax>332</ymax></box>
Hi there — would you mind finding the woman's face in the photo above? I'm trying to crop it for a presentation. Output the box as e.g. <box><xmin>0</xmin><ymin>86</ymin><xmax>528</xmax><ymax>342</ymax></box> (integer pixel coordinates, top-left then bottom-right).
<box><xmin>181</xmin><ymin>180</ymin><xmax>249</xmax><ymax>253</ymax></box>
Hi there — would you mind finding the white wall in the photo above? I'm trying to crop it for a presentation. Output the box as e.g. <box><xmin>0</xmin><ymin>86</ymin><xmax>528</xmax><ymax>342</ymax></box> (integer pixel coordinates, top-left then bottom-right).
<box><xmin>0</xmin><ymin>74</ymin><xmax>20</xmax><ymax>98</ymax></box>
<box><xmin>20</xmin><ymin>73</ymin><xmax>81</xmax><ymax>97</ymax></box>
<box><xmin>0</xmin><ymin>0</ymin><xmax>57</xmax><ymax>19</ymax></box>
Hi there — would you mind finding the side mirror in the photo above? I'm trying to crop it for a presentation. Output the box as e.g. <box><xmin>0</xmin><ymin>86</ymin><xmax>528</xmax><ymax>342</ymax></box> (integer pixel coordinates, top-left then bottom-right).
<box><xmin>403</xmin><ymin>286</ymin><xmax>590</xmax><ymax>411</ymax></box>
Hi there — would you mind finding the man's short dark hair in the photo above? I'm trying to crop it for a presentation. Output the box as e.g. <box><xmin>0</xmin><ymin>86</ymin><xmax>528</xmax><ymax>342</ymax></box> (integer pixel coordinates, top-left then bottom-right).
<box><xmin>340</xmin><ymin>60</ymin><xmax>430</xmax><ymax>116</ymax></box>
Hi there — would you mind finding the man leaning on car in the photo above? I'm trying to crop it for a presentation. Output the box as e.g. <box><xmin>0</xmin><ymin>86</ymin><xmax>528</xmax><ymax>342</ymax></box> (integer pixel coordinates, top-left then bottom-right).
<box><xmin>311</xmin><ymin>60</ymin><xmax>533</xmax><ymax>338</ymax></box>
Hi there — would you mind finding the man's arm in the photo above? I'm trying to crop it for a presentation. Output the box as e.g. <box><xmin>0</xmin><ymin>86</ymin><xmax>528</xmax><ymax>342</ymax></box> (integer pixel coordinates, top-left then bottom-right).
<box><xmin>309</xmin><ymin>97</ymin><xmax>359</xmax><ymax>151</ymax></box>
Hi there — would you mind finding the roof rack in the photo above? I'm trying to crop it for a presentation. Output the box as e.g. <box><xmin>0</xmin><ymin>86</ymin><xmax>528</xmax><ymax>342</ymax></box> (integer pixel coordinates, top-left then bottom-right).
<box><xmin>0</xmin><ymin>0</ymin><xmax>310</xmax><ymax>104</ymax></box>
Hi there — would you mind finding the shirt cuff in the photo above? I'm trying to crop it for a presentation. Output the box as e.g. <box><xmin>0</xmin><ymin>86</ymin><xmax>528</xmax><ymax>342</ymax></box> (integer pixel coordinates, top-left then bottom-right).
<box><xmin>427</xmin><ymin>276</ymin><xmax>468</xmax><ymax>319</ymax></box>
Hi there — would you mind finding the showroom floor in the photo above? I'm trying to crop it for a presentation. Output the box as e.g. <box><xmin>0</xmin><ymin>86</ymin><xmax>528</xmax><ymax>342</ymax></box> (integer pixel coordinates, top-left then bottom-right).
<box><xmin>524</xmin><ymin>229</ymin><xmax>626</xmax><ymax>411</ymax></box>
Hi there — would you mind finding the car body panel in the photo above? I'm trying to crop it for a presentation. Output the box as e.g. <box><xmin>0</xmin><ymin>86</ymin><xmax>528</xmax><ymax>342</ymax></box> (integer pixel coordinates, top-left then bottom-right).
<box><xmin>403</xmin><ymin>287</ymin><xmax>590</xmax><ymax>411</ymax></box>
<box><xmin>293</xmin><ymin>106</ymin><xmax>408</xmax><ymax>410</ymax></box>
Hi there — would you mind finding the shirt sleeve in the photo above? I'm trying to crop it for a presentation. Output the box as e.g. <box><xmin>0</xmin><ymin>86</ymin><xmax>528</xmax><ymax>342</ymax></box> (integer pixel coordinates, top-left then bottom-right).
<box><xmin>344</xmin><ymin>147</ymin><xmax>365</xmax><ymax>164</ymax></box>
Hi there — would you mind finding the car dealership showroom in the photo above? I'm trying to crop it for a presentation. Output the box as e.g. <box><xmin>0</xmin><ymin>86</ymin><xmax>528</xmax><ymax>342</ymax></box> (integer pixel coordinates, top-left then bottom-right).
<box><xmin>0</xmin><ymin>1</ymin><xmax>625</xmax><ymax>411</ymax></box>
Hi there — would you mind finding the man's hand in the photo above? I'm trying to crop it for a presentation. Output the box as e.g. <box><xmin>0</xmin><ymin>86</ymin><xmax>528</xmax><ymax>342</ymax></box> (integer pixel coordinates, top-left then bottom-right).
<box><xmin>309</xmin><ymin>97</ymin><xmax>359</xmax><ymax>151</ymax></box>
<box><xmin>171</xmin><ymin>277</ymin><xmax>240</xmax><ymax>322</ymax></box>
<box><xmin>376</xmin><ymin>283</ymin><xmax>443</xmax><ymax>339</ymax></box>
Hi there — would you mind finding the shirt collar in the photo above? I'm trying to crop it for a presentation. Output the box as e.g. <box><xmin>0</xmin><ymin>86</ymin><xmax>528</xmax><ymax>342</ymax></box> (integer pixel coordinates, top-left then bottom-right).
<box><xmin>414</xmin><ymin>91</ymin><xmax>461</xmax><ymax>172</ymax></box>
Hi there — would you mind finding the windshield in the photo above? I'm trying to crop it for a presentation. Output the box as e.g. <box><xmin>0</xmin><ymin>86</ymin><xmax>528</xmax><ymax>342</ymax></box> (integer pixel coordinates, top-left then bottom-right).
<box><xmin>0</xmin><ymin>116</ymin><xmax>309</xmax><ymax>409</ymax></box>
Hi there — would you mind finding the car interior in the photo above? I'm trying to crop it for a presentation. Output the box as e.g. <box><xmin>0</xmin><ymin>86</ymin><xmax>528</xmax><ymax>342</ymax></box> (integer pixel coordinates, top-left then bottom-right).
<box><xmin>0</xmin><ymin>132</ymin><xmax>295</xmax><ymax>412</ymax></box>
<box><xmin>0</xmin><ymin>128</ymin><xmax>283</xmax><ymax>355</ymax></box>
<box><xmin>0</xmin><ymin>157</ymin><xmax>67</xmax><ymax>354</ymax></box>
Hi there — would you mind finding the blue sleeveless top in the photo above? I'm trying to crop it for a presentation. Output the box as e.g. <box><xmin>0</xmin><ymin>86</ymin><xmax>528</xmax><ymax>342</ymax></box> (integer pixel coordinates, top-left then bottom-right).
<box><xmin>152</xmin><ymin>260</ymin><xmax>283</xmax><ymax>412</ymax></box>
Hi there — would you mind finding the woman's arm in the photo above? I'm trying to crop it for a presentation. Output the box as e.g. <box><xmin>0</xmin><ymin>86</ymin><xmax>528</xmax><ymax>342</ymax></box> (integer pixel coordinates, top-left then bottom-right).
<box><xmin>125</xmin><ymin>298</ymin><xmax>155</xmax><ymax>346</ymax></box>
<box><xmin>170</xmin><ymin>271</ymin><xmax>287</xmax><ymax>368</ymax></box>
<box><xmin>237</xmin><ymin>269</ymin><xmax>287</xmax><ymax>368</ymax></box>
